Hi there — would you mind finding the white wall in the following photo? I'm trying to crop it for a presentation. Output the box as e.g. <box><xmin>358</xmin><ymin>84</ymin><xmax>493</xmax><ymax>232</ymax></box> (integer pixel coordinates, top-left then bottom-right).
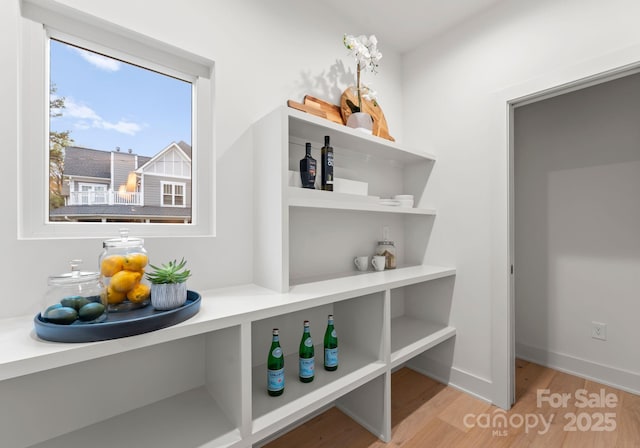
<box><xmin>515</xmin><ymin>73</ymin><xmax>640</xmax><ymax>393</ymax></box>
<box><xmin>402</xmin><ymin>0</ymin><xmax>640</xmax><ymax>406</ymax></box>
<box><xmin>0</xmin><ymin>0</ymin><xmax>404</xmax><ymax>318</ymax></box>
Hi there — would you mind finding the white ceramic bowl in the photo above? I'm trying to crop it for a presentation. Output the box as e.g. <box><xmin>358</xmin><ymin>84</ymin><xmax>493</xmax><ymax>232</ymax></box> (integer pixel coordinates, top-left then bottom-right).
<box><xmin>394</xmin><ymin>195</ymin><xmax>414</xmax><ymax>208</ymax></box>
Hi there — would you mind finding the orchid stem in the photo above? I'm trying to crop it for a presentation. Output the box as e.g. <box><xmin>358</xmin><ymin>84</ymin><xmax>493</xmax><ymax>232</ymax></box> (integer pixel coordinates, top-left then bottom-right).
<box><xmin>357</xmin><ymin>63</ymin><xmax>362</xmax><ymax>111</ymax></box>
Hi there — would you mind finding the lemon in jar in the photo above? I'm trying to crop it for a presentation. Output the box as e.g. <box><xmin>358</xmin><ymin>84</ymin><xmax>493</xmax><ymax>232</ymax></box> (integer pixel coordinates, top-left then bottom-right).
<box><xmin>127</xmin><ymin>283</ymin><xmax>150</xmax><ymax>303</ymax></box>
<box><xmin>106</xmin><ymin>285</ymin><xmax>126</xmax><ymax>304</ymax></box>
<box><xmin>122</xmin><ymin>253</ymin><xmax>148</xmax><ymax>272</ymax></box>
<box><xmin>100</xmin><ymin>254</ymin><xmax>125</xmax><ymax>277</ymax></box>
<box><xmin>110</xmin><ymin>270</ymin><xmax>142</xmax><ymax>293</ymax></box>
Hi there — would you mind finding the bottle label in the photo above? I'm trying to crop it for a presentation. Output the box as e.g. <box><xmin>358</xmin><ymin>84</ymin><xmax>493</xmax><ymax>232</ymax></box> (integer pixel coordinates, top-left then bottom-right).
<box><xmin>331</xmin><ymin>329</ymin><xmax>337</xmax><ymax>338</ymax></box>
<box><xmin>304</xmin><ymin>337</ymin><xmax>313</xmax><ymax>347</ymax></box>
<box><xmin>272</xmin><ymin>347</ymin><xmax>282</xmax><ymax>358</ymax></box>
<box><xmin>267</xmin><ymin>368</ymin><xmax>285</xmax><ymax>392</ymax></box>
<box><xmin>324</xmin><ymin>347</ymin><xmax>338</xmax><ymax>367</ymax></box>
<box><xmin>309</xmin><ymin>160</ymin><xmax>316</xmax><ymax>177</ymax></box>
<box><xmin>326</xmin><ymin>152</ymin><xmax>334</xmax><ymax>184</ymax></box>
<box><xmin>299</xmin><ymin>357</ymin><xmax>315</xmax><ymax>378</ymax></box>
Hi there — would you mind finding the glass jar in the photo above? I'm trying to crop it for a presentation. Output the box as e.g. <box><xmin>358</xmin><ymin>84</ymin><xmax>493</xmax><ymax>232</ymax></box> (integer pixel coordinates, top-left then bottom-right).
<box><xmin>41</xmin><ymin>260</ymin><xmax>107</xmax><ymax>325</ymax></box>
<box><xmin>99</xmin><ymin>228</ymin><xmax>150</xmax><ymax>311</ymax></box>
<box><xmin>375</xmin><ymin>240</ymin><xmax>397</xmax><ymax>270</ymax></box>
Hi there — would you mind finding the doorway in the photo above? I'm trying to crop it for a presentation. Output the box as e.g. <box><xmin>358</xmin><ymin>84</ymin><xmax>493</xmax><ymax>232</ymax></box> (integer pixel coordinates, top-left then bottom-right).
<box><xmin>508</xmin><ymin>66</ymin><xmax>640</xmax><ymax>404</ymax></box>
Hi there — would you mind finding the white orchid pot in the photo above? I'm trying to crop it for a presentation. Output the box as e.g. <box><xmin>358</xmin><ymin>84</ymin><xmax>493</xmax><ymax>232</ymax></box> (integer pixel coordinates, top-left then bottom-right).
<box><xmin>346</xmin><ymin>112</ymin><xmax>373</xmax><ymax>134</ymax></box>
<box><xmin>151</xmin><ymin>282</ymin><xmax>188</xmax><ymax>310</ymax></box>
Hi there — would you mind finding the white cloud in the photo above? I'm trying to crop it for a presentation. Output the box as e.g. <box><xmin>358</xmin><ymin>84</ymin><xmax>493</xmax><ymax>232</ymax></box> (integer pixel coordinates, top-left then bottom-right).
<box><xmin>98</xmin><ymin>120</ymin><xmax>142</xmax><ymax>136</ymax></box>
<box><xmin>65</xmin><ymin>99</ymin><xmax>101</xmax><ymax>121</ymax></box>
<box><xmin>63</xmin><ymin>98</ymin><xmax>142</xmax><ymax>136</ymax></box>
<box><xmin>74</xmin><ymin>48</ymin><xmax>122</xmax><ymax>72</ymax></box>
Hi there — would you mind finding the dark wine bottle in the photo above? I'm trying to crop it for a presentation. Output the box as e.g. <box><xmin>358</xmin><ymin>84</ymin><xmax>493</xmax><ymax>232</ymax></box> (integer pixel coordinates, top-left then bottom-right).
<box><xmin>321</xmin><ymin>135</ymin><xmax>334</xmax><ymax>191</ymax></box>
<box><xmin>267</xmin><ymin>328</ymin><xmax>285</xmax><ymax>396</ymax></box>
<box><xmin>300</xmin><ymin>142</ymin><xmax>317</xmax><ymax>189</ymax></box>
<box><xmin>299</xmin><ymin>320</ymin><xmax>315</xmax><ymax>382</ymax></box>
<box><xmin>323</xmin><ymin>314</ymin><xmax>338</xmax><ymax>371</ymax></box>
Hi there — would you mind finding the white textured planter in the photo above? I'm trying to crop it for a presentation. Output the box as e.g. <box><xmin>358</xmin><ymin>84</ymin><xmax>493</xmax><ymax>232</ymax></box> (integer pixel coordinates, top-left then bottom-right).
<box><xmin>346</xmin><ymin>112</ymin><xmax>373</xmax><ymax>134</ymax></box>
<box><xmin>151</xmin><ymin>282</ymin><xmax>188</xmax><ymax>310</ymax></box>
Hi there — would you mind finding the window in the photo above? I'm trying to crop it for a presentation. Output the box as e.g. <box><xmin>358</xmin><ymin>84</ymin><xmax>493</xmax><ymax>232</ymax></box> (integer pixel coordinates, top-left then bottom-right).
<box><xmin>162</xmin><ymin>182</ymin><xmax>186</xmax><ymax>207</ymax></box>
<box><xmin>19</xmin><ymin>0</ymin><xmax>215</xmax><ymax>238</ymax></box>
<box><xmin>49</xmin><ymin>39</ymin><xmax>193</xmax><ymax>223</ymax></box>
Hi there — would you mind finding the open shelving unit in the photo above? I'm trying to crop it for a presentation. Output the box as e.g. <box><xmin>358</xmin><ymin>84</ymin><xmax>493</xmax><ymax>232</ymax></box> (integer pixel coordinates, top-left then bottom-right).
<box><xmin>1</xmin><ymin>106</ymin><xmax>457</xmax><ymax>447</ymax></box>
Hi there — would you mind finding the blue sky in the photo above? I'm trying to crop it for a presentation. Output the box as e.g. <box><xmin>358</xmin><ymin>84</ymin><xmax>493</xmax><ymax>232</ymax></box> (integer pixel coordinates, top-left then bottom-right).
<box><xmin>50</xmin><ymin>39</ymin><xmax>192</xmax><ymax>157</ymax></box>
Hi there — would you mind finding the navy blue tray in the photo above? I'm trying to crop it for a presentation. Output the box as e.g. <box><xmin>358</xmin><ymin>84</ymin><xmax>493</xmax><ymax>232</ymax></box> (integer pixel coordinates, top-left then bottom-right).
<box><xmin>34</xmin><ymin>290</ymin><xmax>201</xmax><ymax>343</ymax></box>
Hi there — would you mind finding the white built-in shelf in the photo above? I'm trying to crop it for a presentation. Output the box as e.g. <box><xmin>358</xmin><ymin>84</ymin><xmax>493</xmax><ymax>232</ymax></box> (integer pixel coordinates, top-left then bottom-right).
<box><xmin>251</xmin><ymin>344</ymin><xmax>385</xmax><ymax>437</ymax></box>
<box><xmin>288</xmin><ymin>187</ymin><xmax>436</xmax><ymax>215</ymax></box>
<box><xmin>0</xmin><ymin>266</ymin><xmax>455</xmax><ymax>382</ymax></box>
<box><xmin>390</xmin><ymin>317</ymin><xmax>456</xmax><ymax>368</ymax></box>
<box><xmin>290</xmin><ymin>265</ymin><xmax>456</xmax><ymax>294</ymax></box>
<box><xmin>28</xmin><ymin>387</ymin><xmax>242</xmax><ymax>448</ymax></box>
<box><xmin>287</xmin><ymin>107</ymin><xmax>436</xmax><ymax>164</ymax></box>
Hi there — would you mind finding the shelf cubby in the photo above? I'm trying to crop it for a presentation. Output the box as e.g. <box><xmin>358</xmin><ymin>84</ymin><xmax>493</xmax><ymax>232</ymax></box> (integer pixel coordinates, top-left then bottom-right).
<box><xmin>249</xmin><ymin>292</ymin><xmax>385</xmax><ymax>440</ymax></box>
<box><xmin>389</xmin><ymin>277</ymin><xmax>456</xmax><ymax>369</ymax></box>
<box><xmin>3</xmin><ymin>327</ymin><xmax>243</xmax><ymax>448</ymax></box>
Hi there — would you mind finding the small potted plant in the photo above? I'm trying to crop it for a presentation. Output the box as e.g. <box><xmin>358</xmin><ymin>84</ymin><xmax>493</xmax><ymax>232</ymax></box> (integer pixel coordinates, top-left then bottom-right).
<box><xmin>146</xmin><ymin>258</ymin><xmax>192</xmax><ymax>310</ymax></box>
<box><xmin>342</xmin><ymin>33</ymin><xmax>382</xmax><ymax>132</ymax></box>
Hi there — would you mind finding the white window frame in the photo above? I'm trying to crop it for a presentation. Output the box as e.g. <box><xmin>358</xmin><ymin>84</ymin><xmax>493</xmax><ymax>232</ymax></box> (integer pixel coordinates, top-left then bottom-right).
<box><xmin>161</xmin><ymin>181</ymin><xmax>187</xmax><ymax>208</ymax></box>
<box><xmin>18</xmin><ymin>0</ymin><xmax>215</xmax><ymax>239</ymax></box>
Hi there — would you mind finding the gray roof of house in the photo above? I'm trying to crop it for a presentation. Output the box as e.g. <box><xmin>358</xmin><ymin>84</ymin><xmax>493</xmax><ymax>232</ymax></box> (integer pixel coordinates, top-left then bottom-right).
<box><xmin>176</xmin><ymin>141</ymin><xmax>192</xmax><ymax>158</ymax></box>
<box><xmin>63</xmin><ymin>146</ymin><xmax>112</xmax><ymax>179</ymax></box>
<box><xmin>63</xmin><ymin>146</ymin><xmax>153</xmax><ymax>178</ymax></box>
<box><xmin>50</xmin><ymin>205</ymin><xmax>192</xmax><ymax>219</ymax></box>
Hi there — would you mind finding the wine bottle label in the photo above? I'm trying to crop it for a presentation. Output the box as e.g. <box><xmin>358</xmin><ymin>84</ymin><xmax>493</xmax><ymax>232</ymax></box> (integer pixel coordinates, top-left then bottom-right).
<box><xmin>267</xmin><ymin>368</ymin><xmax>285</xmax><ymax>391</ymax></box>
<box><xmin>304</xmin><ymin>337</ymin><xmax>313</xmax><ymax>347</ymax></box>
<box><xmin>299</xmin><ymin>357</ymin><xmax>315</xmax><ymax>378</ymax></box>
<box><xmin>324</xmin><ymin>347</ymin><xmax>338</xmax><ymax>367</ymax></box>
<box><xmin>272</xmin><ymin>347</ymin><xmax>282</xmax><ymax>358</ymax></box>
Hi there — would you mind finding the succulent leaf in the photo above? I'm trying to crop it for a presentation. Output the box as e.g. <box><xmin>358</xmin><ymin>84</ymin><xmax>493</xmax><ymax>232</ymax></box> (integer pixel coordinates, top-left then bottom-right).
<box><xmin>146</xmin><ymin>258</ymin><xmax>191</xmax><ymax>284</ymax></box>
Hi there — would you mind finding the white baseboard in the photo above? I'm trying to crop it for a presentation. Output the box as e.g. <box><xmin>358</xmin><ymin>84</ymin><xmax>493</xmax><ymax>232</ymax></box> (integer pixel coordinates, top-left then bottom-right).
<box><xmin>406</xmin><ymin>356</ymin><xmax>493</xmax><ymax>404</ymax></box>
<box><xmin>516</xmin><ymin>342</ymin><xmax>640</xmax><ymax>395</ymax></box>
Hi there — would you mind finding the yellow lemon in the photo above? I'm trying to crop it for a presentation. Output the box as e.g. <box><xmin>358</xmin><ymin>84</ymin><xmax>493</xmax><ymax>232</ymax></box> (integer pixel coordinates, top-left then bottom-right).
<box><xmin>106</xmin><ymin>286</ymin><xmax>126</xmax><ymax>305</ymax></box>
<box><xmin>122</xmin><ymin>253</ymin><xmax>148</xmax><ymax>272</ymax></box>
<box><xmin>100</xmin><ymin>255</ymin><xmax>125</xmax><ymax>277</ymax></box>
<box><xmin>127</xmin><ymin>283</ymin><xmax>150</xmax><ymax>303</ymax></box>
<box><xmin>110</xmin><ymin>270</ymin><xmax>142</xmax><ymax>293</ymax></box>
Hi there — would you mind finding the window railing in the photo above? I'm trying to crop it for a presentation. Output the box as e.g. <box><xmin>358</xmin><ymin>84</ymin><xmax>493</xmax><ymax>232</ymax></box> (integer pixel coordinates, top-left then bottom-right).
<box><xmin>68</xmin><ymin>190</ymin><xmax>142</xmax><ymax>206</ymax></box>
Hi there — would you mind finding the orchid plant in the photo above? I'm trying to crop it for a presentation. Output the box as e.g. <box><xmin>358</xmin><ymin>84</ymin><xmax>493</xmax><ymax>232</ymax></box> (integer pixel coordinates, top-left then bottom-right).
<box><xmin>343</xmin><ymin>34</ymin><xmax>383</xmax><ymax>113</ymax></box>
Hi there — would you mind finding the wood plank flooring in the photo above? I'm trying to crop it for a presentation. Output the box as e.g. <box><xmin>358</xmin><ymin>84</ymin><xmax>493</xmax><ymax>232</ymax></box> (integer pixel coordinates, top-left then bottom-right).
<box><xmin>263</xmin><ymin>360</ymin><xmax>640</xmax><ymax>447</ymax></box>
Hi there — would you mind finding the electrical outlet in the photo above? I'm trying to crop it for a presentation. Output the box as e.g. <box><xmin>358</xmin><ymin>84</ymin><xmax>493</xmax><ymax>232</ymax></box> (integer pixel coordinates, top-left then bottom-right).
<box><xmin>592</xmin><ymin>322</ymin><xmax>607</xmax><ymax>341</ymax></box>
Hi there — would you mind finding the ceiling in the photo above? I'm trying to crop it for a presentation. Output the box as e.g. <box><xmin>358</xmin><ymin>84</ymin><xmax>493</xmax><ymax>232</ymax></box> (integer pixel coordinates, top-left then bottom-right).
<box><xmin>322</xmin><ymin>0</ymin><xmax>505</xmax><ymax>53</ymax></box>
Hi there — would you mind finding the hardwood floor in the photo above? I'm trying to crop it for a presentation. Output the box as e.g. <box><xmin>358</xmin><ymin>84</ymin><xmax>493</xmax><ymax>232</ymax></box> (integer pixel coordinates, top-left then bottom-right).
<box><xmin>263</xmin><ymin>360</ymin><xmax>640</xmax><ymax>447</ymax></box>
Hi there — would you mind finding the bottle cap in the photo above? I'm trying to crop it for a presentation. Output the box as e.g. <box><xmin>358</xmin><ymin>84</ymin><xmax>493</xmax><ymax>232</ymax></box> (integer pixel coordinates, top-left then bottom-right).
<box><xmin>272</xmin><ymin>328</ymin><xmax>279</xmax><ymax>335</ymax></box>
<box><xmin>303</xmin><ymin>320</ymin><xmax>310</xmax><ymax>325</ymax></box>
<box><xmin>324</xmin><ymin>135</ymin><xmax>330</xmax><ymax>146</ymax></box>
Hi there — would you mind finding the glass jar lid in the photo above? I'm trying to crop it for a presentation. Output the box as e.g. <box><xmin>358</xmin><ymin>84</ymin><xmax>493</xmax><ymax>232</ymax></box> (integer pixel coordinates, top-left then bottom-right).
<box><xmin>48</xmin><ymin>259</ymin><xmax>100</xmax><ymax>285</ymax></box>
<box><xmin>102</xmin><ymin>228</ymin><xmax>144</xmax><ymax>249</ymax></box>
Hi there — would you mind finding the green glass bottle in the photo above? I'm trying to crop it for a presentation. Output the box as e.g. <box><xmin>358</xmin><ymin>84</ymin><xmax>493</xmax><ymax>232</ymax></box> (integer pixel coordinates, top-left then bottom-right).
<box><xmin>267</xmin><ymin>328</ymin><xmax>285</xmax><ymax>396</ymax></box>
<box><xmin>323</xmin><ymin>314</ymin><xmax>338</xmax><ymax>371</ymax></box>
<box><xmin>299</xmin><ymin>320</ymin><xmax>315</xmax><ymax>383</ymax></box>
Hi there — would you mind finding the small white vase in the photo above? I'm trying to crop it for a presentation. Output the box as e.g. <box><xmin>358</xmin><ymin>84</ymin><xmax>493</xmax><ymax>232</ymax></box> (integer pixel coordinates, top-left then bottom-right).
<box><xmin>151</xmin><ymin>282</ymin><xmax>188</xmax><ymax>310</ymax></box>
<box><xmin>346</xmin><ymin>112</ymin><xmax>373</xmax><ymax>134</ymax></box>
